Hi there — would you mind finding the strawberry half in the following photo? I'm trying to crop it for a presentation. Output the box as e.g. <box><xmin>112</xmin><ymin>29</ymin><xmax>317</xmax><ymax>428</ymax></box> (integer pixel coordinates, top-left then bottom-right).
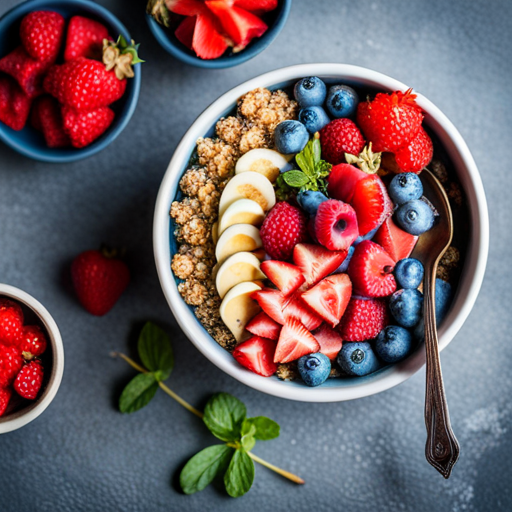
<box><xmin>327</xmin><ymin>163</ymin><xmax>367</xmax><ymax>203</ymax></box>
<box><xmin>167</xmin><ymin>0</ymin><xmax>209</xmax><ymax>15</ymax></box>
<box><xmin>232</xmin><ymin>335</ymin><xmax>278</xmax><ymax>377</ymax></box>
<box><xmin>251</xmin><ymin>288</ymin><xmax>286</xmax><ymax>324</ymax></box>
<box><xmin>314</xmin><ymin>200</ymin><xmax>359</xmax><ymax>251</ymax></box>
<box><xmin>192</xmin><ymin>13</ymin><xmax>229</xmax><ymax>59</ymax></box>
<box><xmin>283</xmin><ymin>295</ymin><xmax>323</xmax><ymax>331</ymax></box>
<box><xmin>348</xmin><ymin>240</ymin><xmax>397</xmax><ymax>297</ymax></box>
<box><xmin>301</xmin><ymin>274</ymin><xmax>352</xmax><ymax>328</ymax></box>
<box><xmin>274</xmin><ymin>318</ymin><xmax>320</xmax><ymax>364</ymax></box>
<box><xmin>373</xmin><ymin>217</ymin><xmax>418</xmax><ymax>262</ymax></box>
<box><xmin>260</xmin><ymin>260</ymin><xmax>305</xmax><ymax>297</ymax></box>
<box><xmin>293</xmin><ymin>243</ymin><xmax>348</xmax><ymax>287</ymax></box>
<box><xmin>64</xmin><ymin>16</ymin><xmax>110</xmax><ymax>61</ymax></box>
<box><xmin>175</xmin><ymin>15</ymin><xmax>197</xmax><ymax>50</ymax></box>
<box><xmin>312</xmin><ymin>324</ymin><xmax>343</xmax><ymax>360</ymax></box>
<box><xmin>338</xmin><ymin>297</ymin><xmax>389</xmax><ymax>342</ymax></box>
<box><xmin>246</xmin><ymin>311</ymin><xmax>281</xmax><ymax>340</ymax></box>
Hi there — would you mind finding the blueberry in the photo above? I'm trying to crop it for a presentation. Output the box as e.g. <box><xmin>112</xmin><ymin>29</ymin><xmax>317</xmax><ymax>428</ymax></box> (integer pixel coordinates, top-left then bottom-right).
<box><xmin>294</xmin><ymin>77</ymin><xmax>327</xmax><ymax>108</ymax></box>
<box><xmin>298</xmin><ymin>106</ymin><xmax>330</xmax><ymax>134</ymax></box>
<box><xmin>375</xmin><ymin>325</ymin><xmax>414</xmax><ymax>363</ymax></box>
<box><xmin>297</xmin><ymin>190</ymin><xmax>328</xmax><ymax>216</ymax></box>
<box><xmin>274</xmin><ymin>120</ymin><xmax>309</xmax><ymax>155</ymax></box>
<box><xmin>325</xmin><ymin>85</ymin><xmax>359</xmax><ymax>118</ymax></box>
<box><xmin>335</xmin><ymin>245</ymin><xmax>355</xmax><ymax>273</ymax></box>
<box><xmin>389</xmin><ymin>288</ymin><xmax>424</xmax><ymax>328</ymax></box>
<box><xmin>298</xmin><ymin>353</ymin><xmax>331</xmax><ymax>387</ymax></box>
<box><xmin>337</xmin><ymin>342</ymin><xmax>380</xmax><ymax>377</ymax></box>
<box><xmin>414</xmin><ymin>279</ymin><xmax>453</xmax><ymax>340</ymax></box>
<box><xmin>394</xmin><ymin>258</ymin><xmax>424</xmax><ymax>289</ymax></box>
<box><xmin>395</xmin><ymin>199</ymin><xmax>435</xmax><ymax>235</ymax></box>
<box><xmin>388</xmin><ymin>173</ymin><xmax>423</xmax><ymax>205</ymax></box>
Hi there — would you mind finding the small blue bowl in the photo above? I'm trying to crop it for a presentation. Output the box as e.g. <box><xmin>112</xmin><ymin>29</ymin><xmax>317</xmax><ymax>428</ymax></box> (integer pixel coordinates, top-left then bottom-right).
<box><xmin>0</xmin><ymin>0</ymin><xmax>141</xmax><ymax>163</ymax></box>
<box><xmin>146</xmin><ymin>0</ymin><xmax>292</xmax><ymax>69</ymax></box>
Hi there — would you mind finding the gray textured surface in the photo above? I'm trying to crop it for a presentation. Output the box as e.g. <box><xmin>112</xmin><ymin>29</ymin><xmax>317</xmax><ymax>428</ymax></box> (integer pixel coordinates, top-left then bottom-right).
<box><xmin>0</xmin><ymin>0</ymin><xmax>508</xmax><ymax>510</ymax></box>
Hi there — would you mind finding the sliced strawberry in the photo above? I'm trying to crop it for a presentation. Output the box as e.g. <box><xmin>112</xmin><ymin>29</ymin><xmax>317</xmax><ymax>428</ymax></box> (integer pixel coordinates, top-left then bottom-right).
<box><xmin>260</xmin><ymin>260</ymin><xmax>305</xmax><ymax>297</ymax></box>
<box><xmin>373</xmin><ymin>217</ymin><xmax>418</xmax><ymax>262</ymax></box>
<box><xmin>301</xmin><ymin>274</ymin><xmax>352</xmax><ymax>327</ymax></box>
<box><xmin>192</xmin><ymin>13</ymin><xmax>229</xmax><ymax>59</ymax></box>
<box><xmin>283</xmin><ymin>295</ymin><xmax>323</xmax><ymax>331</ymax></box>
<box><xmin>175</xmin><ymin>15</ymin><xmax>197</xmax><ymax>49</ymax></box>
<box><xmin>251</xmin><ymin>288</ymin><xmax>286</xmax><ymax>324</ymax></box>
<box><xmin>292</xmin><ymin>243</ymin><xmax>348</xmax><ymax>287</ymax></box>
<box><xmin>274</xmin><ymin>318</ymin><xmax>320</xmax><ymax>364</ymax></box>
<box><xmin>312</xmin><ymin>324</ymin><xmax>343</xmax><ymax>360</ymax></box>
<box><xmin>234</xmin><ymin>0</ymin><xmax>278</xmax><ymax>13</ymax></box>
<box><xmin>315</xmin><ymin>200</ymin><xmax>359</xmax><ymax>251</ymax></box>
<box><xmin>246</xmin><ymin>311</ymin><xmax>281</xmax><ymax>340</ymax></box>
<box><xmin>350</xmin><ymin>174</ymin><xmax>393</xmax><ymax>236</ymax></box>
<box><xmin>205</xmin><ymin>1</ymin><xmax>267</xmax><ymax>49</ymax></box>
<box><xmin>233</xmin><ymin>335</ymin><xmax>278</xmax><ymax>377</ymax></box>
<box><xmin>327</xmin><ymin>163</ymin><xmax>367</xmax><ymax>203</ymax></box>
<box><xmin>338</xmin><ymin>297</ymin><xmax>389</xmax><ymax>341</ymax></box>
<box><xmin>167</xmin><ymin>0</ymin><xmax>209</xmax><ymax>15</ymax></box>
<box><xmin>348</xmin><ymin>240</ymin><xmax>396</xmax><ymax>297</ymax></box>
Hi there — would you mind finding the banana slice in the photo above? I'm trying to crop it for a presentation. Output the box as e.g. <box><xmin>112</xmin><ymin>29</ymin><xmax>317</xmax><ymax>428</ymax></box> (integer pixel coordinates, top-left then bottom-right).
<box><xmin>215</xmin><ymin>224</ymin><xmax>262</xmax><ymax>263</ymax></box>
<box><xmin>218</xmin><ymin>171</ymin><xmax>275</xmax><ymax>220</ymax></box>
<box><xmin>220</xmin><ymin>281</ymin><xmax>262</xmax><ymax>342</ymax></box>
<box><xmin>218</xmin><ymin>198</ymin><xmax>265</xmax><ymax>236</ymax></box>
<box><xmin>212</xmin><ymin>222</ymin><xmax>219</xmax><ymax>245</ymax></box>
<box><xmin>235</xmin><ymin>148</ymin><xmax>292</xmax><ymax>182</ymax></box>
<box><xmin>216</xmin><ymin>252</ymin><xmax>266</xmax><ymax>299</ymax></box>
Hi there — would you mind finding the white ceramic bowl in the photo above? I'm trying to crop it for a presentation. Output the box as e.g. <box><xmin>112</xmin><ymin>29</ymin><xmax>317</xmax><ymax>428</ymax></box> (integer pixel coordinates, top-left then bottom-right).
<box><xmin>153</xmin><ymin>64</ymin><xmax>489</xmax><ymax>402</ymax></box>
<box><xmin>0</xmin><ymin>284</ymin><xmax>64</xmax><ymax>433</ymax></box>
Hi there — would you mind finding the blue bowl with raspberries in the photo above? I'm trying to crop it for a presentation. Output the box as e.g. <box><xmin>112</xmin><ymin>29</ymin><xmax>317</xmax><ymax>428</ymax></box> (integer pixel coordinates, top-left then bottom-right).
<box><xmin>0</xmin><ymin>0</ymin><xmax>141</xmax><ymax>163</ymax></box>
<box><xmin>153</xmin><ymin>64</ymin><xmax>489</xmax><ymax>402</ymax></box>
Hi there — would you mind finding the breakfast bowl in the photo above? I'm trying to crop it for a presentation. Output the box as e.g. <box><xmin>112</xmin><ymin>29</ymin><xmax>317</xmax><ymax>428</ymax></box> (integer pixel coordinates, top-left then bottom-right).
<box><xmin>153</xmin><ymin>63</ymin><xmax>489</xmax><ymax>402</ymax></box>
<box><xmin>0</xmin><ymin>0</ymin><xmax>141</xmax><ymax>163</ymax></box>
<box><xmin>0</xmin><ymin>283</ymin><xmax>64</xmax><ymax>434</ymax></box>
<box><xmin>146</xmin><ymin>0</ymin><xmax>292</xmax><ymax>69</ymax></box>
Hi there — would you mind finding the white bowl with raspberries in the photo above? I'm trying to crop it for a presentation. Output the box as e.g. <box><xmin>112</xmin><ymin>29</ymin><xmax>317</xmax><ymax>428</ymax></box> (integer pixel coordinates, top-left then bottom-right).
<box><xmin>153</xmin><ymin>64</ymin><xmax>489</xmax><ymax>402</ymax></box>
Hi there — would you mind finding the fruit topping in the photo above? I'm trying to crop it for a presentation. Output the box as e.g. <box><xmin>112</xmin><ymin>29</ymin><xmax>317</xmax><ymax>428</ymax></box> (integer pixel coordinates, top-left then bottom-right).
<box><xmin>215</xmin><ymin>252</ymin><xmax>265</xmax><ymax>298</ymax></box>
<box><xmin>273</xmin><ymin>318</ymin><xmax>320</xmax><ymax>364</ymax></box>
<box><xmin>388</xmin><ymin>172</ymin><xmax>424</xmax><ymax>205</ymax></box>
<box><xmin>0</xmin><ymin>299</ymin><xmax>24</xmax><ymax>347</ymax></box>
<box><xmin>325</xmin><ymin>84</ymin><xmax>359</xmax><ymax>119</ymax></box>
<box><xmin>391</xmin><ymin>126</ymin><xmax>433</xmax><ymax>174</ymax></box>
<box><xmin>14</xmin><ymin>360</ymin><xmax>44</xmax><ymax>400</ymax></box>
<box><xmin>296</xmin><ymin>190</ymin><xmax>328</xmax><ymax>217</ymax></box>
<box><xmin>312</xmin><ymin>323</ymin><xmax>343</xmax><ymax>361</ymax></box>
<box><xmin>375</xmin><ymin>325</ymin><xmax>413</xmax><ymax>363</ymax></box>
<box><xmin>235</xmin><ymin>148</ymin><xmax>290</xmax><ymax>182</ymax></box>
<box><xmin>232</xmin><ymin>335</ymin><xmax>278</xmax><ymax>377</ymax></box>
<box><xmin>260</xmin><ymin>260</ymin><xmax>305</xmax><ymax>297</ymax></box>
<box><xmin>337</xmin><ymin>342</ymin><xmax>380</xmax><ymax>376</ymax></box>
<box><xmin>0</xmin><ymin>387</ymin><xmax>12</xmax><ymax>417</ymax></box>
<box><xmin>251</xmin><ymin>288</ymin><xmax>286</xmax><ymax>324</ymax></box>
<box><xmin>218</xmin><ymin>198</ymin><xmax>265</xmax><ymax>235</ymax></box>
<box><xmin>314</xmin><ymin>199</ymin><xmax>359</xmax><ymax>251</ymax></box>
<box><xmin>327</xmin><ymin>163</ymin><xmax>367</xmax><ymax>203</ymax></box>
<box><xmin>215</xmin><ymin>224</ymin><xmax>262</xmax><ymax>263</ymax></box>
<box><xmin>0</xmin><ymin>76</ymin><xmax>31</xmax><ymax>131</ymax></box>
<box><xmin>293</xmin><ymin>76</ymin><xmax>327</xmax><ymax>108</ymax></box>
<box><xmin>245</xmin><ymin>311</ymin><xmax>281</xmax><ymax>340</ymax></box>
<box><xmin>233</xmin><ymin>0</ymin><xmax>278</xmax><ymax>14</ymax></box>
<box><xmin>190</xmin><ymin>11</ymin><xmax>229</xmax><ymax>60</ymax></box>
<box><xmin>274</xmin><ymin>120</ymin><xmax>309</xmax><ymax>155</ymax></box>
<box><xmin>319</xmin><ymin>118</ymin><xmax>365</xmax><ymax>165</ymax></box>
<box><xmin>395</xmin><ymin>199</ymin><xmax>435</xmax><ymax>235</ymax></box>
<box><xmin>64</xmin><ymin>15</ymin><xmax>110</xmax><ymax>61</ymax></box>
<box><xmin>20</xmin><ymin>11</ymin><xmax>65</xmax><ymax>63</ymax></box>
<box><xmin>298</xmin><ymin>106</ymin><xmax>330</xmax><ymax>134</ymax></box>
<box><xmin>338</xmin><ymin>297</ymin><xmax>389</xmax><ymax>342</ymax></box>
<box><xmin>389</xmin><ymin>288</ymin><xmax>423</xmax><ymax>328</ymax></box>
<box><xmin>394</xmin><ymin>258</ymin><xmax>424</xmax><ymax>290</ymax></box>
<box><xmin>283</xmin><ymin>295</ymin><xmax>323</xmax><ymax>331</ymax></box>
<box><xmin>297</xmin><ymin>353</ymin><xmax>331</xmax><ymax>387</ymax></box>
<box><xmin>372</xmin><ymin>217</ymin><xmax>418</xmax><ymax>262</ymax></box>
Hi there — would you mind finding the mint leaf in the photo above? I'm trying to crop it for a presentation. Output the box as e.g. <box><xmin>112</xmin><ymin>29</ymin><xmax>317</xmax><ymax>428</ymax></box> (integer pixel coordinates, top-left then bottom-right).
<box><xmin>282</xmin><ymin>170</ymin><xmax>309</xmax><ymax>188</ymax></box>
<box><xmin>203</xmin><ymin>393</ymin><xmax>247</xmax><ymax>442</ymax></box>
<box><xmin>138</xmin><ymin>322</ymin><xmax>174</xmax><ymax>381</ymax></box>
<box><xmin>295</xmin><ymin>152</ymin><xmax>311</xmax><ymax>179</ymax></box>
<box><xmin>180</xmin><ymin>444</ymin><xmax>234</xmax><ymax>495</ymax></box>
<box><xmin>224</xmin><ymin>450</ymin><xmax>255</xmax><ymax>498</ymax></box>
<box><xmin>240</xmin><ymin>421</ymin><xmax>256</xmax><ymax>452</ymax></box>
<box><xmin>244</xmin><ymin>416</ymin><xmax>280</xmax><ymax>441</ymax></box>
<box><xmin>119</xmin><ymin>372</ymin><xmax>158</xmax><ymax>413</ymax></box>
<box><xmin>312</xmin><ymin>137</ymin><xmax>321</xmax><ymax>165</ymax></box>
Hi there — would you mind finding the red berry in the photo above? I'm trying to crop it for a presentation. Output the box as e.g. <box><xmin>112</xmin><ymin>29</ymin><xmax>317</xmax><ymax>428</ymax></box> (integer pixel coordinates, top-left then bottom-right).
<box><xmin>338</xmin><ymin>297</ymin><xmax>389</xmax><ymax>342</ymax></box>
<box><xmin>14</xmin><ymin>360</ymin><xmax>44</xmax><ymax>400</ymax></box>
<box><xmin>315</xmin><ymin>199</ymin><xmax>359</xmax><ymax>251</ymax></box>
<box><xmin>392</xmin><ymin>126</ymin><xmax>433</xmax><ymax>174</ymax></box>
<box><xmin>71</xmin><ymin>249</ymin><xmax>130</xmax><ymax>316</ymax></box>
<box><xmin>245</xmin><ymin>311</ymin><xmax>281</xmax><ymax>340</ymax></box>
<box><xmin>62</xmin><ymin>105</ymin><xmax>115</xmax><ymax>148</ymax></box>
<box><xmin>312</xmin><ymin>323</ymin><xmax>343</xmax><ymax>361</ymax></box>
<box><xmin>283</xmin><ymin>295</ymin><xmax>323</xmax><ymax>331</ymax></box>
<box><xmin>0</xmin><ymin>386</ymin><xmax>12</xmax><ymax>417</ymax></box>
<box><xmin>0</xmin><ymin>299</ymin><xmax>24</xmax><ymax>348</ymax></box>
<box><xmin>20</xmin><ymin>11</ymin><xmax>65</xmax><ymax>62</ymax></box>
<box><xmin>234</xmin><ymin>0</ymin><xmax>278</xmax><ymax>13</ymax></box>
<box><xmin>260</xmin><ymin>260</ymin><xmax>305</xmax><ymax>297</ymax></box>
<box><xmin>232</xmin><ymin>336</ymin><xmax>278</xmax><ymax>377</ymax></box>
<box><xmin>260</xmin><ymin>202</ymin><xmax>308</xmax><ymax>260</ymax></box>
<box><xmin>274</xmin><ymin>318</ymin><xmax>320</xmax><ymax>364</ymax></box>
<box><xmin>356</xmin><ymin>89</ymin><xmax>423</xmax><ymax>153</ymax></box>
<box><xmin>19</xmin><ymin>325</ymin><xmax>47</xmax><ymax>360</ymax></box>
<box><xmin>0</xmin><ymin>343</ymin><xmax>23</xmax><ymax>388</ymax></box>
<box><xmin>43</xmin><ymin>58</ymin><xmax>126</xmax><ymax>111</ymax></box>
<box><xmin>373</xmin><ymin>217</ymin><xmax>418</xmax><ymax>262</ymax></box>
<box><xmin>31</xmin><ymin>96</ymin><xmax>71</xmax><ymax>148</ymax></box>
<box><xmin>348</xmin><ymin>240</ymin><xmax>397</xmax><ymax>298</ymax></box>
<box><xmin>251</xmin><ymin>288</ymin><xmax>287</xmax><ymax>324</ymax></box>
<box><xmin>327</xmin><ymin>163</ymin><xmax>366</xmax><ymax>204</ymax></box>
<box><xmin>175</xmin><ymin>16</ymin><xmax>197</xmax><ymax>50</ymax></box>
<box><xmin>64</xmin><ymin>16</ymin><xmax>110</xmax><ymax>62</ymax></box>
<box><xmin>0</xmin><ymin>75</ymin><xmax>32</xmax><ymax>131</ymax></box>
<box><xmin>319</xmin><ymin>118</ymin><xmax>365</xmax><ymax>165</ymax></box>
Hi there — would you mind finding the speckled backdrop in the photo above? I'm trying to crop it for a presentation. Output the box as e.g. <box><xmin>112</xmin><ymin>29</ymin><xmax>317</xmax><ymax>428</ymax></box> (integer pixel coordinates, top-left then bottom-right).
<box><xmin>0</xmin><ymin>0</ymin><xmax>509</xmax><ymax>510</ymax></box>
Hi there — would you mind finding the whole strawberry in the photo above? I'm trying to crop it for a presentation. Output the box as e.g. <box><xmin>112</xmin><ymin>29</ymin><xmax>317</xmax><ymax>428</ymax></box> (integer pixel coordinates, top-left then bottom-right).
<box><xmin>20</xmin><ymin>11</ymin><xmax>65</xmax><ymax>63</ymax></box>
<box><xmin>260</xmin><ymin>202</ymin><xmax>308</xmax><ymax>260</ymax></box>
<box><xmin>392</xmin><ymin>126</ymin><xmax>433</xmax><ymax>174</ymax></box>
<box><xmin>356</xmin><ymin>89</ymin><xmax>423</xmax><ymax>153</ymax></box>
<box><xmin>64</xmin><ymin>16</ymin><xmax>110</xmax><ymax>61</ymax></box>
<box><xmin>319</xmin><ymin>118</ymin><xmax>365</xmax><ymax>165</ymax></box>
<box><xmin>0</xmin><ymin>386</ymin><xmax>12</xmax><ymax>417</ymax></box>
<box><xmin>62</xmin><ymin>105</ymin><xmax>115</xmax><ymax>148</ymax></box>
<box><xmin>14</xmin><ymin>360</ymin><xmax>44</xmax><ymax>400</ymax></box>
<box><xmin>0</xmin><ymin>343</ymin><xmax>23</xmax><ymax>388</ymax></box>
<box><xmin>31</xmin><ymin>95</ymin><xmax>70</xmax><ymax>148</ymax></box>
<box><xmin>0</xmin><ymin>75</ymin><xmax>32</xmax><ymax>131</ymax></box>
<box><xmin>71</xmin><ymin>248</ymin><xmax>130</xmax><ymax>316</ymax></box>
<box><xmin>19</xmin><ymin>325</ymin><xmax>47</xmax><ymax>361</ymax></box>
<box><xmin>0</xmin><ymin>299</ymin><xmax>24</xmax><ymax>347</ymax></box>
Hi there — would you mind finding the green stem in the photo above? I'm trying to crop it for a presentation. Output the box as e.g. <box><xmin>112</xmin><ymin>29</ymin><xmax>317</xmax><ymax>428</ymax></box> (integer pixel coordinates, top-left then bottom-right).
<box><xmin>112</xmin><ymin>352</ymin><xmax>304</xmax><ymax>485</ymax></box>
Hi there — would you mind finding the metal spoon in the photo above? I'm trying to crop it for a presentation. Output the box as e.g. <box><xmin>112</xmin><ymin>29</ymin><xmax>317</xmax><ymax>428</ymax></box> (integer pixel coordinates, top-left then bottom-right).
<box><xmin>412</xmin><ymin>168</ymin><xmax>460</xmax><ymax>478</ymax></box>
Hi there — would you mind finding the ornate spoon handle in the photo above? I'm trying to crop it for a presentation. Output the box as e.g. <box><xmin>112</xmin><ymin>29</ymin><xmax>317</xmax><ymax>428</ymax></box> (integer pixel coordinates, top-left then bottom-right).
<box><xmin>423</xmin><ymin>268</ymin><xmax>460</xmax><ymax>478</ymax></box>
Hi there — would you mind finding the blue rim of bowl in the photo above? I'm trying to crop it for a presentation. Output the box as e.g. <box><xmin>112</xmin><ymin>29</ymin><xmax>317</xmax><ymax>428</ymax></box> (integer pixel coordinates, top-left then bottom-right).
<box><xmin>0</xmin><ymin>0</ymin><xmax>141</xmax><ymax>163</ymax></box>
<box><xmin>146</xmin><ymin>0</ymin><xmax>292</xmax><ymax>69</ymax></box>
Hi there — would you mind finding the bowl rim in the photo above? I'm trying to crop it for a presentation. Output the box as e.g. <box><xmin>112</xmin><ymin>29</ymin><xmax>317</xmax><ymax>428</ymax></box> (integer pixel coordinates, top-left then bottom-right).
<box><xmin>153</xmin><ymin>63</ymin><xmax>489</xmax><ymax>402</ymax></box>
<box><xmin>0</xmin><ymin>0</ymin><xmax>142</xmax><ymax>163</ymax></box>
<box><xmin>0</xmin><ymin>283</ymin><xmax>64</xmax><ymax>433</ymax></box>
<box><xmin>145</xmin><ymin>0</ymin><xmax>292</xmax><ymax>69</ymax></box>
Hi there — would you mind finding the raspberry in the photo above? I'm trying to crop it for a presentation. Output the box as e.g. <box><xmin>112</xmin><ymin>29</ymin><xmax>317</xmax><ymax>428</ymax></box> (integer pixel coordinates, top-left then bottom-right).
<box><xmin>260</xmin><ymin>202</ymin><xmax>308</xmax><ymax>260</ymax></box>
<box><xmin>0</xmin><ymin>299</ymin><xmax>24</xmax><ymax>348</ymax></box>
<box><xmin>14</xmin><ymin>360</ymin><xmax>44</xmax><ymax>400</ymax></box>
<box><xmin>319</xmin><ymin>119</ymin><xmax>365</xmax><ymax>165</ymax></box>
<box><xmin>338</xmin><ymin>298</ymin><xmax>389</xmax><ymax>342</ymax></box>
<box><xmin>0</xmin><ymin>343</ymin><xmax>23</xmax><ymax>388</ymax></box>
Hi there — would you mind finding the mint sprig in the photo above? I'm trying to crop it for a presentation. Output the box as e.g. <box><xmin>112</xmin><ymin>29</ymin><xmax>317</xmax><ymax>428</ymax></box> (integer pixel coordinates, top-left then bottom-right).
<box><xmin>113</xmin><ymin>322</ymin><xmax>303</xmax><ymax>498</ymax></box>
